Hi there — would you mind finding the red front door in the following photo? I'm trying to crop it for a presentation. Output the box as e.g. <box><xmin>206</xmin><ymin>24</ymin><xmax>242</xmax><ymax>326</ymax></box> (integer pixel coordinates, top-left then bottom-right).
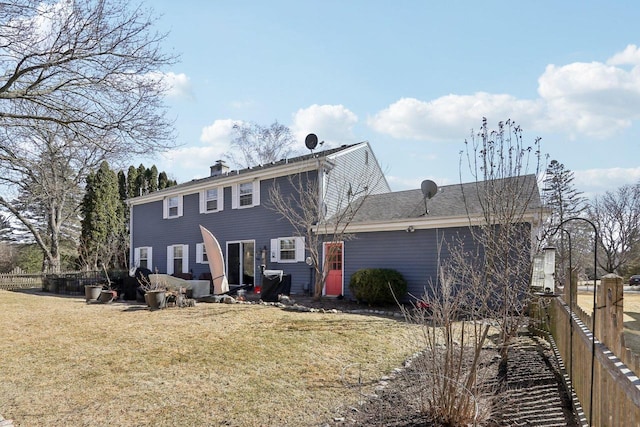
<box><xmin>324</xmin><ymin>242</ymin><xmax>343</xmax><ymax>296</ymax></box>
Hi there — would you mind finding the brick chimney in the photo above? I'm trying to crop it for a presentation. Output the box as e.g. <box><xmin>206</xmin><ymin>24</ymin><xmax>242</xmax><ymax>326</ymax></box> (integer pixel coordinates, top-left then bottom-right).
<box><xmin>210</xmin><ymin>160</ymin><xmax>229</xmax><ymax>177</ymax></box>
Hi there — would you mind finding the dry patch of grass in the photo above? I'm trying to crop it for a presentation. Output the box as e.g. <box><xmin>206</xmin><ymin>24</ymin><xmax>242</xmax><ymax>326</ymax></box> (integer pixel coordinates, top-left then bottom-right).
<box><xmin>0</xmin><ymin>290</ymin><xmax>419</xmax><ymax>426</ymax></box>
<box><xmin>577</xmin><ymin>290</ymin><xmax>640</xmax><ymax>355</ymax></box>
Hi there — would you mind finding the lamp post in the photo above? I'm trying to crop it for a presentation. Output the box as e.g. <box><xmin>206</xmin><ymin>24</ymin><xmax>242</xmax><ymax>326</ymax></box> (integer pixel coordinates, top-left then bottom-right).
<box><xmin>551</xmin><ymin>217</ymin><xmax>598</xmax><ymax>425</ymax></box>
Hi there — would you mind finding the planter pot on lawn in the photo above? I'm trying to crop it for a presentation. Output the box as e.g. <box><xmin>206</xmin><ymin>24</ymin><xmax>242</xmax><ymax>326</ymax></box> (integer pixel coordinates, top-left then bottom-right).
<box><xmin>145</xmin><ymin>290</ymin><xmax>166</xmax><ymax>310</ymax></box>
<box><xmin>84</xmin><ymin>285</ymin><xmax>103</xmax><ymax>302</ymax></box>
<box><xmin>98</xmin><ymin>290</ymin><xmax>116</xmax><ymax>304</ymax></box>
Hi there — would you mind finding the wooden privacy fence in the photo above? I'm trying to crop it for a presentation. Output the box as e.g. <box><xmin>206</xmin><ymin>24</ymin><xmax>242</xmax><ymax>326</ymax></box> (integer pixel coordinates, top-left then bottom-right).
<box><xmin>0</xmin><ymin>267</ymin><xmax>108</xmax><ymax>294</ymax></box>
<box><xmin>0</xmin><ymin>267</ymin><xmax>43</xmax><ymax>290</ymax></box>
<box><xmin>548</xmin><ymin>274</ymin><xmax>640</xmax><ymax>426</ymax></box>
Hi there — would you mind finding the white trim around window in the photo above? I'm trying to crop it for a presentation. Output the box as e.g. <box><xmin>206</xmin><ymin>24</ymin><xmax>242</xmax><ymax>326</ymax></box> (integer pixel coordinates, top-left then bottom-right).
<box><xmin>196</xmin><ymin>242</ymin><xmax>208</xmax><ymax>264</ymax></box>
<box><xmin>167</xmin><ymin>244</ymin><xmax>189</xmax><ymax>275</ymax></box>
<box><xmin>231</xmin><ymin>180</ymin><xmax>260</xmax><ymax>209</ymax></box>
<box><xmin>134</xmin><ymin>246</ymin><xmax>153</xmax><ymax>270</ymax></box>
<box><xmin>199</xmin><ymin>186</ymin><xmax>224</xmax><ymax>214</ymax></box>
<box><xmin>163</xmin><ymin>195</ymin><xmax>183</xmax><ymax>219</ymax></box>
<box><xmin>270</xmin><ymin>237</ymin><xmax>305</xmax><ymax>263</ymax></box>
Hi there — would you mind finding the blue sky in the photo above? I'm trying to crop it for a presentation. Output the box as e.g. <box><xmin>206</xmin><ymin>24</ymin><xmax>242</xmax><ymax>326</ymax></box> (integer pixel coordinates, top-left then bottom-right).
<box><xmin>140</xmin><ymin>1</ymin><xmax>640</xmax><ymax>198</ymax></box>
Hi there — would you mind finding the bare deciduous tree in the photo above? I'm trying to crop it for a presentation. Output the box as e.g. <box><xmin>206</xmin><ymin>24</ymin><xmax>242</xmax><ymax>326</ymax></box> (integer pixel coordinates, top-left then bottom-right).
<box><xmin>588</xmin><ymin>183</ymin><xmax>640</xmax><ymax>274</ymax></box>
<box><xmin>457</xmin><ymin>118</ymin><xmax>544</xmax><ymax>360</ymax></box>
<box><xmin>225</xmin><ymin>121</ymin><xmax>297</xmax><ymax>169</ymax></box>
<box><xmin>0</xmin><ymin>0</ymin><xmax>176</xmax><ymax>271</ymax></box>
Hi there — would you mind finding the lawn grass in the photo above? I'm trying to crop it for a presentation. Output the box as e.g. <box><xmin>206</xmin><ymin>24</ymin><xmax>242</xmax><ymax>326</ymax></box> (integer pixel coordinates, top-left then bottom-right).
<box><xmin>577</xmin><ymin>290</ymin><xmax>640</xmax><ymax>355</ymax></box>
<box><xmin>0</xmin><ymin>290</ymin><xmax>419</xmax><ymax>426</ymax></box>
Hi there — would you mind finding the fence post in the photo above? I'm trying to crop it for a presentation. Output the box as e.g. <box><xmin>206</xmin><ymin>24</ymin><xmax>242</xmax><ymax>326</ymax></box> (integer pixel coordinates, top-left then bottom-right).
<box><xmin>597</xmin><ymin>274</ymin><xmax>624</xmax><ymax>355</ymax></box>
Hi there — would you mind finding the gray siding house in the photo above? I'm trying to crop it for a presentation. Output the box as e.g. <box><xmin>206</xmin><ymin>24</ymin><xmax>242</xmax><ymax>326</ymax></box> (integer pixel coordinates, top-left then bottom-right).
<box><xmin>128</xmin><ymin>142</ymin><xmax>390</xmax><ymax>296</ymax></box>
<box><xmin>128</xmin><ymin>142</ymin><xmax>542</xmax><ymax>300</ymax></box>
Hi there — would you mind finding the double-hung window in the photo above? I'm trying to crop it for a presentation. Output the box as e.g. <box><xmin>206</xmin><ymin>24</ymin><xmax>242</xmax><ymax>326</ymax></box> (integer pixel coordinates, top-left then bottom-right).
<box><xmin>196</xmin><ymin>243</ymin><xmax>208</xmax><ymax>264</ymax></box>
<box><xmin>232</xmin><ymin>181</ymin><xmax>260</xmax><ymax>209</ymax></box>
<box><xmin>239</xmin><ymin>182</ymin><xmax>253</xmax><ymax>207</ymax></box>
<box><xmin>163</xmin><ymin>195</ymin><xmax>183</xmax><ymax>219</ymax></box>
<box><xmin>270</xmin><ymin>237</ymin><xmax>305</xmax><ymax>263</ymax></box>
<box><xmin>134</xmin><ymin>246</ymin><xmax>153</xmax><ymax>270</ymax></box>
<box><xmin>200</xmin><ymin>187</ymin><xmax>224</xmax><ymax>213</ymax></box>
<box><xmin>167</xmin><ymin>244</ymin><xmax>189</xmax><ymax>275</ymax></box>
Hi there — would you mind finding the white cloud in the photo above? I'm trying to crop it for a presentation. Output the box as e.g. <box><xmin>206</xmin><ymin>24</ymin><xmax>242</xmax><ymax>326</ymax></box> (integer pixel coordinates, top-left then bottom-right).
<box><xmin>607</xmin><ymin>44</ymin><xmax>640</xmax><ymax>66</ymax></box>
<box><xmin>162</xmin><ymin>72</ymin><xmax>193</xmax><ymax>99</ymax></box>
<box><xmin>291</xmin><ymin>104</ymin><xmax>358</xmax><ymax>147</ymax></box>
<box><xmin>368</xmin><ymin>95</ymin><xmax>542</xmax><ymax>140</ymax></box>
<box><xmin>145</xmin><ymin>119</ymin><xmax>239</xmax><ymax>182</ymax></box>
<box><xmin>370</xmin><ymin>46</ymin><xmax>640</xmax><ymax>141</ymax></box>
<box><xmin>200</xmin><ymin>118</ymin><xmax>238</xmax><ymax>147</ymax></box>
<box><xmin>538</xmin><ymin>62</ymin><xmax>640</xmax><ymax>138</ymax></box>
<box><xmin>573</xmin><ymin>167</ymin><xmax>640</xmax><ymax>199</ymax></box>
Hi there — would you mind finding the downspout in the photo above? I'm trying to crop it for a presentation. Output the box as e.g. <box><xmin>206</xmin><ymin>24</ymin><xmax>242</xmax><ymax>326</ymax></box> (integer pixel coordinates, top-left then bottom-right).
<box><xmin>128</xmin><ymin>202</ymin><xmax>134</xmax><ymax>270</ymax></box>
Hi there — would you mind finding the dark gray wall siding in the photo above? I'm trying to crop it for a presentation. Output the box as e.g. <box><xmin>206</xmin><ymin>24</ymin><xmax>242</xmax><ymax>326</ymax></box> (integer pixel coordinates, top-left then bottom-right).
<box><xmin>342</xmin><ymin>227</ymin><xmax>477</xmax><ymax>301</ymax></box>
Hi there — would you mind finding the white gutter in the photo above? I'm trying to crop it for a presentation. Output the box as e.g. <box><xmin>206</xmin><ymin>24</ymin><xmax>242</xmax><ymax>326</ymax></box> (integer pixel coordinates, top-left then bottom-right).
<box><xmin>315</xmin><ymin>211</ymin><xmax>541</xmax><ymax>234</ymax></box>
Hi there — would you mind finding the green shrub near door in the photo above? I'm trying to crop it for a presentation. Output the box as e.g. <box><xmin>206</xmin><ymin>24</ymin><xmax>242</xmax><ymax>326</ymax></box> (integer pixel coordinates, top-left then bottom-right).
<box><xmin>349</xmin><ymin>268</ymin><xmax>407</xmax><ymax>306</ymax></box>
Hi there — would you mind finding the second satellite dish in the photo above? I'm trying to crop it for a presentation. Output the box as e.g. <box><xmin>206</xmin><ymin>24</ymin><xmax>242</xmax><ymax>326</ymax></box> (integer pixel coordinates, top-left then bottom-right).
<box><xmin>421</xmin><ymin>180</ymin><xmax>438</xmax><ymax>199</ymax></box>
<box><xmin>305</xmin><ymin>133</ymin><xmax>318</xmax><ymax>150</ymax></box>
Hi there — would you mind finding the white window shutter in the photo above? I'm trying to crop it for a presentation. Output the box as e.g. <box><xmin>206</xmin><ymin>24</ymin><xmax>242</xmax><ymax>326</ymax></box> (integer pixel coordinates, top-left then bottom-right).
<box><xmin>199</xmin><ymin>190</ymin><xmax>205</xmax><ymax>213</ymax></box>
<box><xmin>177</xmin><ymin>196</ymin><xmax>183</xmax><ymax>217</ymax></box>
<box><xmin>231</xmin><ymin>185</ymin><xmax>238</xmax><ymax>209</ymax></box>
<box><xmin>196</xmin><ymin>243</ymin><xmax>203</xmax><ymax>263</ymax></box>
<box><xmin>218</xmin><ymin>186</ymin><xmax>224</xmax><ymax>211</ymax></box>
<box><xmin>167</xmin><ymin>246</ymin><xmax>174</xmax><ymax>275</ymax></box>
<box><xmin>147</xmin><ymin>247</ymin><xmax>153</xmax><ymax>270</ymax></box>
<box><xmin>295</xmin><ymin>237</ymin><xmax>305</xmax><ymax>262</ymax></box>
<box><xmin>253</xmin><ymin>180</ymin><xmax>261</xmax><ymax>206</ymax></box>
<box><xmin>162</xmin><ymin>199</ymin><xmax>168</xmax><ymax>219</ymax></box>
<box><xmin>270</xmin><ymin>238</ymin><xmax>278</xmax><ymax>262</ymax></box>
<box><xmin>182</xmin><ymin>244</ymin><xmax>189</xmax><ymax>273</ymax></box>
<box><xmin>134</xmin><ymin>247</ymin><xmax>141</xmax><ymax>267</ymax></box>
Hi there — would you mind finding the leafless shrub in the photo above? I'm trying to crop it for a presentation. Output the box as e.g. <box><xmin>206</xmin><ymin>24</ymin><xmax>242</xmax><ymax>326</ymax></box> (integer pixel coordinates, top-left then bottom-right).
<box><xmin>398</xmin><ymin>263</ymin><xmax>498</xmax><ymax>426</ymax></box>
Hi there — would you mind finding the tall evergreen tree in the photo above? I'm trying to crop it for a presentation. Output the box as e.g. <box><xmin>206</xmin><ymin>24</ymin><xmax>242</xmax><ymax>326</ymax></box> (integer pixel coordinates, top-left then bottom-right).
<box><xmin>80</xmin><ymin>161</ymin><xmax>122</xmax><ymax>269</ymax></box>
<box><xmin>80</xmin><ymin>162</ymin><xmax>177</xmax><ymax>270</ymax></box>
<box><xmin>127</xmin><ymin>165</ymin><xmax>139</xmax><ymax>199</ymax></box>
<box><xmin>147</xmin><ymin>166</ymin><xmax>159</xmax><ymax>193</ymax></box>
<box><xmin>542</xmin><ymin>160</ymin><xmax>587</xmax><ymax>284</ymax></box>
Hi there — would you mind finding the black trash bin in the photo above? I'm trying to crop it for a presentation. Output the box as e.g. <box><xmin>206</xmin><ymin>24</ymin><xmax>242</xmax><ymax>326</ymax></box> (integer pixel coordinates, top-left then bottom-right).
<box><xmin>261</xmin><ymin>271</ymin><xmax>292</xmax><ymax>302</ymax></box>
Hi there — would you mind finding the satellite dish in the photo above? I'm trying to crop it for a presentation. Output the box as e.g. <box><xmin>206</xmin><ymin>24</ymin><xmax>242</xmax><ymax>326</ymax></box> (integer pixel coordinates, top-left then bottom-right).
<box><xmin>420</xmin><ymin>180</ymin><xmax>438</xmax><ymax>199</ymax></box>
<box><xmin>305</xmin><ymin>133</ymin><xmax>318</xmax><ymax>150</ymax></box>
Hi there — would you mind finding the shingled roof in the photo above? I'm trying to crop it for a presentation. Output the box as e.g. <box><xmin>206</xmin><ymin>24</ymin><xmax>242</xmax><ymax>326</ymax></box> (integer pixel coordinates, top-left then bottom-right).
<box><xmin>349</xmin><ymin>174</ymin><xmax>541</xmax><ymax>224</ymax></box>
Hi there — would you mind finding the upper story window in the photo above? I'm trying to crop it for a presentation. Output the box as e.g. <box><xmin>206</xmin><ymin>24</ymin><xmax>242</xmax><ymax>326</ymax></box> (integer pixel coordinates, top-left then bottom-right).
<box><xmin>232</xmin><ymin>180</ymin><xmax>260</xmax><ymax>209</ymax></box>
<box><xmin>199</xmin><ymin>186</ymin><xmax>224</xmax><ymax>214</ymax></box>
<box><xmin>163</xmin><ymin>195</ymin><xmax>183</xmax><ymax>219</ymax></box>
<box><xmin>239</xmin><ymin>182</ymin><xmax>253</xmax><ymax>207</ymax></box>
